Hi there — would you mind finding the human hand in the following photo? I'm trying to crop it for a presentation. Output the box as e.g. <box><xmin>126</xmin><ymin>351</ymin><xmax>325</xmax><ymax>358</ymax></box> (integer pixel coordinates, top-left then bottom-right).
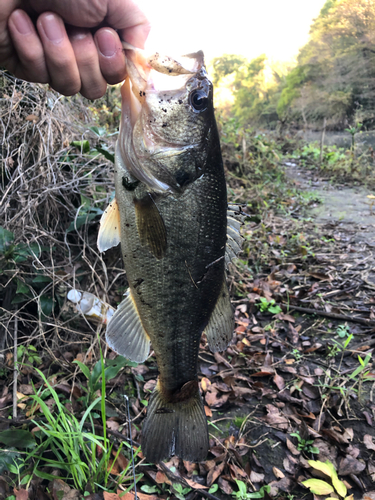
<box><xmin>1</xmin><ymin>0</ymin><xmax>150</xmax><ymax>99</ymax></box>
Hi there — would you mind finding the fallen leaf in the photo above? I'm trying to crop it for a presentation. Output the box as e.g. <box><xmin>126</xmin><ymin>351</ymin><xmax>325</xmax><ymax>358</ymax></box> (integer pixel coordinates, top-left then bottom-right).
<box><xmin>103</xmin><ymin>494</ymin><xmax>121</xmax><ymax>500</ymax></box>
<box><xmin>273</xmin><ymin>373</ymin><xmax>285</xmax><ymax>391</ymax></box>
<box><xmin>273</xmin><ymin>467</ymin><xmax>284</xmax><ymax>479</ymax></box>
<box><xmin>302</xmin><ymin>478</ymin><xmax>334</xmax><ymax>495</ymax></box>
<box><xmin>286</xmin><ymin>438</ymin><xmax>300</xmax><ymax>455</ymax></box>
<box><xmin>338</xmin><ymin>456</ymin><xmax>366</xmax><ymax>476</ymax></box>
<box><xmin>14</xmin><ymin>489</ymin><xmax>28</xmax><ymax>500</ymax></box>
<box><xmin>364</xmin><ymin>435</ymin><xmax>375</xmax><ymax>451</ymax></box>
<box><xmin>250</xmin><ymin>470</ymin><xmax>264</xmax><ymax>483</ymax></box>
<box><xmin>218</xmin><ymin>477</ymin><xmax>233</xmax><ymax>494</ymax></box>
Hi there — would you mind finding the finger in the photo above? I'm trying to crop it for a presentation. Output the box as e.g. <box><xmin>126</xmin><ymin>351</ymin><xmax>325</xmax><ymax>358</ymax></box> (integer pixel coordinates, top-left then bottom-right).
<box><xmin>95</xmin><ymin>28</ymin><xmax>127</xmax><ymax>85</ymax></box>
<box><xmin>36</xmin><ymin>11</ymin><xmax>80</xmax><ymax>96</ymax></box>
<box><xmin>106</xmin><ymin>0</ymin><xmax>150</xmax><ymax>49</ymax></box>
<box><xmin>69</xmin><ymin>28</ymin><xmax>107</xmax><ymax>100</ymax></box>
<box><xmin>7</xmin><ymin>9</ymin><xmax>49</xmax><ymax>82</ymax></box>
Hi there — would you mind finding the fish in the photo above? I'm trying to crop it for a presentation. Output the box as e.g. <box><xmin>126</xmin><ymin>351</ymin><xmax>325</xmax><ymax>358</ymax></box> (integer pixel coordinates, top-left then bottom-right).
<box><xmin>97</xmin><ymin>45</ymin><xmax>243</xmax><ymax>463</ymax></box>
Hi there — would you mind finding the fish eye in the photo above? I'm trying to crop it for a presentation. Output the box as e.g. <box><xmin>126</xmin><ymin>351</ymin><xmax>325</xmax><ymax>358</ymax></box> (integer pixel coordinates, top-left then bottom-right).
<box><xmin>189</xmin><ymin>89</ymin><xmax>208</xmax><ymax>112</ymax></box>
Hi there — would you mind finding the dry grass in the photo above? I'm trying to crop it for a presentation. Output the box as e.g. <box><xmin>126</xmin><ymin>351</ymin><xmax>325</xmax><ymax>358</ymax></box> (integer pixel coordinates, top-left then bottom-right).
<box><xmin>0</xmin><ymin>71</ymin><xmax>125</xmax><ymax>365</ymax></box>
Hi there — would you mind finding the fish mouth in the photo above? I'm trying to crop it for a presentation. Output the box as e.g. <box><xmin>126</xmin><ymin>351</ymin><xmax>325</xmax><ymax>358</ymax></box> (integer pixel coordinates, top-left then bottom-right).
<box><xmin>118</xmin><ymin>47</ymin><xmax>206</xmax><ymax>192</ymax></box>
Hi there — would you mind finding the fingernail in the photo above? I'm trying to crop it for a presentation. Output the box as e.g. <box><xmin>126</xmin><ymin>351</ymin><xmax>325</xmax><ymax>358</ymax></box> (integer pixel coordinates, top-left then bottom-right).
<box><xmin>97</xmin><ymin>29</ymin><xmax>117</xmax><ymax>57</ymax></box>
<box><xmin>40</xmin><ymin>13</ymin><xmax>64</xmax><ymax>43</ymax></box>
<box><xmin>12</xmin><ymin>10</ymin><xmax>33</xmax><ymax>35</ymax></box>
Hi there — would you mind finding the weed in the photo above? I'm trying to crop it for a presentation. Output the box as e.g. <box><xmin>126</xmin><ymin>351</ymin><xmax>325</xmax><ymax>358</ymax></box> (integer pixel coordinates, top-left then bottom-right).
<box><xmin>256</xmin><ymin>297</ymin><xmax>282</xmax><ymax>314</ymax></box>
<box><xmin>290</xmin><ymin>432</ymin><xmax>319</xmax><ymax>454</ymax></box>
<box><xmin>1</xmin><ymin>353</ymin><xmax>141</xmax><ymax>495</ymax></box>
<box><xmin>336</xmin><ymin>324</ymin><xmax>350</xmax><ymax>338</ymax></box>
<box><xmin>232</xmin><ymin>480</ymin><xmax>271</xmax><ymax>499</ymax></box>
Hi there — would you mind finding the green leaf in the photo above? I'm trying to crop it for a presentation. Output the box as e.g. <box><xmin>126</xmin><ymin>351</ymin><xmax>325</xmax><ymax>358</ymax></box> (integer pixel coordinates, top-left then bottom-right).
<box><xmin>332</xmin><ymin>475</ymin><xmax>347</xmax><ymax>498</ymax></box>
<box><xmin>40</xmin><ymin>295</ymin><xmax>54</xmax><ymax>316</ymax></box>
<box><xmin>0</xmin><ymin>429</ymin><xmax>36</xmax><ymax>449</ymax></box>
<box><xmin>141</xmin><ymin>485</ymin><xmax>159</xmax><ymax>494</ymax></box>
<box><xmin>71</xmin><ymin>140</ymin><xmax>90</xmax><ymax>153</ymax></box>
<box><xmin>308</xmin><ymin>460</ymin><xmax>336</xmax><ymax>479</ymax></box>
<box><xmin>0</xmin><ymin>226</ymin><xmax>14</xmax><ymax>254</ymax></box>
<box><xmin>302</xmin><ymin>479</ymin><xmax>334</xmax><ymax>495</ymax></box>
<box><xmin>89</xmin><ymin>126</ymin><xmax>107</xmax><ymax>137</ymax></box>
<box><xmin>32</xmin><ymin>275</ymin><xmax>52</xmax><ymax>284</ymax></box>
<box><xmin>0</xmin><ymin>451</ymin><xmax>20</xmax><ymax>474</ymax></box>
<box><xmin>94</xmin><ymin>145</ymin><xmax>115</xmax><ymax>163</ymax></box>
<box><xmin>209</xmin><ymin>484</ymin><xmax>219</xmax><ymax>493</ymax></box>
<box><xmin>16</xmin><ymin>279</ymin><xmax>30</xmax><ymax>295</ymax></box>
<box><xmin>73</xmin><ymin>360</ymin><xmax>91</xmax><ymax>380</ymax></box>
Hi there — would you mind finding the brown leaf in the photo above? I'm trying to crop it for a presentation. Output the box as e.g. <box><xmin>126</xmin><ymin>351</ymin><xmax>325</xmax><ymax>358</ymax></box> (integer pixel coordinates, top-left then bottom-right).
<box><xmin>205</xmin><ymin>386</ymin><xmax>229</xmax><ymax>408</ymax></box>
<box><xmin>206</xmin><ymin>461</ymin><xmax>225</xmax><ymax>487</ymax></box>
<box><xmin>107</xmin><ymin>420</ymin><xmax>120</xmax><ymax>432</ymax></box>
<box><xmin>286</xmin><ymin>438</ymin><xmax>300</xmax><ymax>455</ymax></box>
<box><xmin>273</xmin><ymin>467</ymin><xmax>284</xmax><ymax>479</ymax></box>
<box><xmin>364</xmin><ymin>435</ymin><xmax>375</xmax><ymax>451</ymax></box>
<box><xmin>103</xmin><ymin>494</ymin><xmax>121</xmax><ymax>500</ymax></box>
<box><xmin>201</xmin><ymin>377</ymin><xmax>211</xmax><ymax>392</ymax></box>
<box><xmin>25</xmin><ymin>114</ymin><xmax>39</xmax><ymax>123</ymax></box>
<box><xmin>204</xmin><ymin>405</ymin><xmax>212</xmax><ymax>417</ymax></box>
<box><xmin>264</xmin><ymin>404</ymin><xmax>289</xmax><ymax>430</ymax></box>
<box><xmin>218</xmin><ymin>477</ymin><xmax>233</xmax><ymax>494</ymax></box>
<box><xmin>143</xmin><ymin>379</ymin><xmax>156</xmax><ymax>392</ymax></box>
<box><xmin>276</xmin><ymin>313</ymin><xmax>295</xmax><ymax>323</ymax></box>
<box><xmin>155</xmin><ymin>471</ymin><xmax>169</xmax><ymax>484</ymax></box>
<box><xmin>288</xmin><ymin>323</ymin><xmax>299</xmax><ymax>345</ymax></box>
<box><xmin>14</xmin><ymin>489</ymin><xmax>29</xmax><ymax>500</ymax></box>
<box><xmin>229</xmin><ymin>463</ymin><xmax>247</xmax><ymax>480</ymax></box>
<box><xmin>184</xmin><ymin>477</ymin><xmax>208</xmax><ymax>489</ymax></box>
<box><xmin>273</xmin><ymin>373</ymin><xmax>285</xmax><ymax>390</ymax></box>
<box><xmin>250</xmin><ymin>470</ymin><xmax>264</xmax><ymax>483</ymax></box>
<box><xmin>339</xmin><ymin>456</ymin><xmax>366</xmax><ymax>476</ymax></box>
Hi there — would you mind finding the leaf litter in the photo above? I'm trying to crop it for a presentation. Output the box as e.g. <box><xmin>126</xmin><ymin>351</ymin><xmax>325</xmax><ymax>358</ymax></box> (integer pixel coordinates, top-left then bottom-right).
<box><xmin>0</xmin><ymin>72</ymin><xmax>375</xmax><ymax>499</ymax></box>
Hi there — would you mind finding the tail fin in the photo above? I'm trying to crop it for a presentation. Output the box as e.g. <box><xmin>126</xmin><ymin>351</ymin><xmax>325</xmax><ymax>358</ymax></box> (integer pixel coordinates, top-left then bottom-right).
<box><xmin>142</xmin><ymin>381</ymin><xmax>208</xmax><ymax>463</ymax></box>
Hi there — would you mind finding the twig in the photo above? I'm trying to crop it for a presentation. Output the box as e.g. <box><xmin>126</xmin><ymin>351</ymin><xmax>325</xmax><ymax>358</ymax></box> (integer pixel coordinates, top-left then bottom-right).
<box><xmin>281</xmin><ymin>303</ymin><xmax>375</xmax><ymax>326</ymax></box>
<box><xmin>13</xmin><ymin>313</ymin><xmax>18</xmax><ymax>419</ymax></box>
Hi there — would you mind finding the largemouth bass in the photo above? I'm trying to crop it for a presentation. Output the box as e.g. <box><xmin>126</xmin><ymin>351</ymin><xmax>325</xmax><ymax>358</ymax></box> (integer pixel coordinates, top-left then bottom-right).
<box><xmin>98</xmin><ymin>47</ymin><xmax>243</xmax><ymax>463</ymax></box>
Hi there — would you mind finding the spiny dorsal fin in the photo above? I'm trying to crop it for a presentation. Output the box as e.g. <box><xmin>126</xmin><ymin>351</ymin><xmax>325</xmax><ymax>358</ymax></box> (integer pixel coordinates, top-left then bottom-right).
<box><xmin>225</xmin><ymin>204</ymin><xmax>246</xmax><ymax>268</ymax></box>
<box><xmin>106</xmin><ymin>289</ymin><xmax>150</xmax><ymax>363</ymax></box>
<box><xmin>97</xmin><ymin>199</ymin><xmax>121</xmax><ymax>252</ymax></box>
<box><xmin>134</xmin><ymin>193</ymin><xmax>167</xmax><ymax>259</ymax></box>
<box><xmin>204</xmin><ymin>278</ymin><xmax>234</xmax><ymax>352</ymax></box>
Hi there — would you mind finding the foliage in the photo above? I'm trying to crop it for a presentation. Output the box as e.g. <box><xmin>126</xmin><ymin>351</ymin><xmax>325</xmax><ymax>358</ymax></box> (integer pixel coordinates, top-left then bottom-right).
<box><xmin>290</xmin><ymin>432</ymin><xmax>319</xmax><ymax>454</ymax></box>
<box><xmin>302</xmin><ymin>460</ymin><xmax>352</xmax><ymax>499</ymax></box>
<box><xmin>214</xmin><ymin>0</ymin><xmax>375</xmax><ymax>130</ymax></box>
<box><xmin>2</xmin><ymin>357</ymin><xmax>140</xmax><ymax>495</ymax></box>
<box><xmin>256</xmin><ymin>297</ymin><xmax>282</xmax><ymax>315</ymax></box>
<box><xmin>232</xmin><ymin>480</ymin><xmax>271</xmax><ymax>499</ymax></box>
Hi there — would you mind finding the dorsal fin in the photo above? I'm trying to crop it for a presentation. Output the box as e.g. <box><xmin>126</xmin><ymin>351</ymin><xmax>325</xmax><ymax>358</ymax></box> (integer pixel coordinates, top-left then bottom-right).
<box><xmin>97</xmin><ymin>199</ymin><xmax>121</xmax><ymax>252</ymax></box>
<box><xmin>225</xmin><ymin>204</ymin><xmax>246</xmax><ymax>268</ymax></box>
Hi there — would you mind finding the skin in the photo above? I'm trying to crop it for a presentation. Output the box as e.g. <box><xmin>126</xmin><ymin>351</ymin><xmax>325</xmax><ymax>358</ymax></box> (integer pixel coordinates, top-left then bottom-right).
<box><xmin>1</xmin><ymin>0</ymin><xmax>150</xmax><ymax>99</ymax></box>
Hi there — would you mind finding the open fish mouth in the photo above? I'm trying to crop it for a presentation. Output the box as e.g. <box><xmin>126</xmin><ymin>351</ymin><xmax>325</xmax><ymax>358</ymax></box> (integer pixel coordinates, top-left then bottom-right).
<box><xmin>118</xmin><ymin>44</ymin><xmax>211</xmax><ymax>193</ymax></box>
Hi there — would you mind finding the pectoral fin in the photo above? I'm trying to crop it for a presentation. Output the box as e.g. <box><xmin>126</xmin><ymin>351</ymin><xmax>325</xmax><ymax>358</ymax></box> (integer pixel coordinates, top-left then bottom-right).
<box><xmin>205</xmin><ymin>279</ymin><xmax>234</xmax><ymax>352</ymax></box>
<box><xmin>106</xmin><ymin>289</ymin><xmax>150</xmax><ymax>363</ymax></box>
<box><xmin>134</xmin><ymin>193</ymin><xmax>167</xmax><ymax>259</ymax></box>
<box><xmin>97</xmin><ymin>199</ymin><xmax>121</xmax><ymax>252</ymax></box>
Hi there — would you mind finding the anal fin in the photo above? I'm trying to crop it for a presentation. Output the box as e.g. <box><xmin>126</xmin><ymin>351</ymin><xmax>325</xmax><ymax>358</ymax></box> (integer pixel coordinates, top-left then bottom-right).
<box><xmin>106</xmin><ymin>289</ymin><xmax>150</xmax><ymax>363</ymax></box>
<box><xmin>97</xmin><ymin>199</ymin><xmax>121</xmax><ymax>252</ymax></box>
<box><xmin>205</xmin><ymin>278</ymin><xmax>234</xmax><ymax>352</ymax></box>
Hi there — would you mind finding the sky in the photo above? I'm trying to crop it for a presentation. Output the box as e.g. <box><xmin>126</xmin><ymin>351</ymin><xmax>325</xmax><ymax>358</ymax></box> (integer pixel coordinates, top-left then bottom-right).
<box><xmin>137</xmin><ymin>0</ymin><xmax>328</xmax><ymax>64</ymax></box>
